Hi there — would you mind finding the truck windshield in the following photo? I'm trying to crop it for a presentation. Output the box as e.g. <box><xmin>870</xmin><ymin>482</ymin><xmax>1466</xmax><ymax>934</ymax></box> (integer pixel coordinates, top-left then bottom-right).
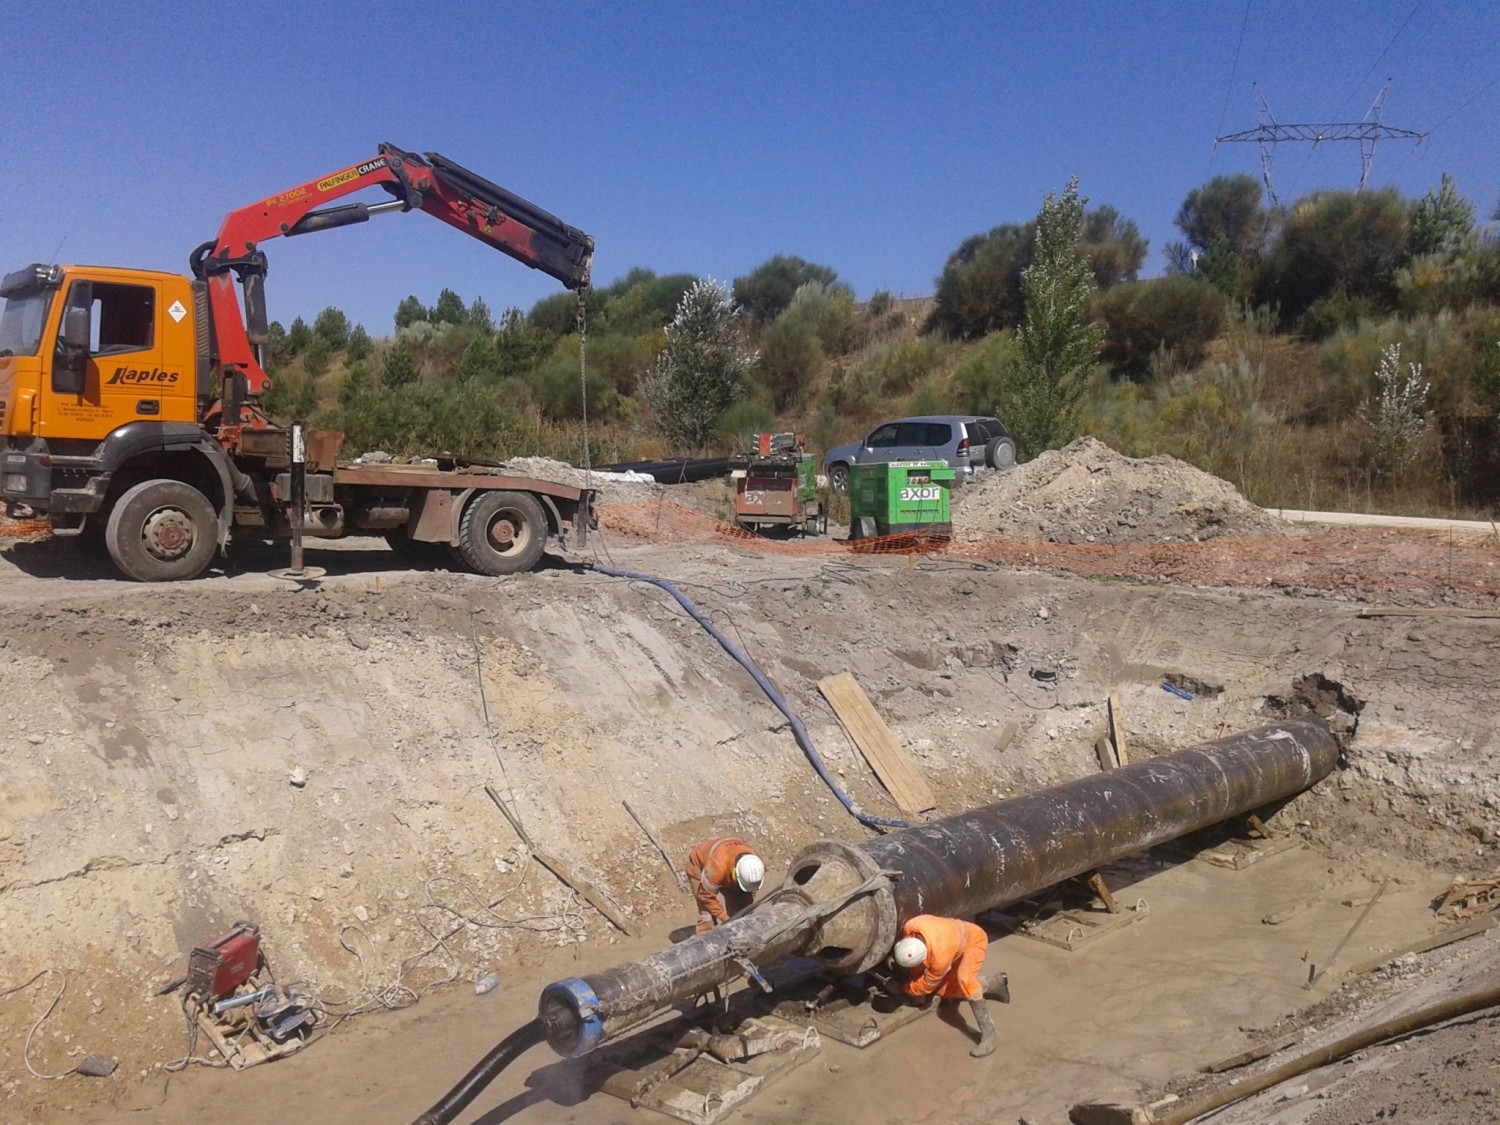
<box><xmin>0</xmin><ymin>292</ymin><xmax>53</xmax><ymax>357</ymax></box>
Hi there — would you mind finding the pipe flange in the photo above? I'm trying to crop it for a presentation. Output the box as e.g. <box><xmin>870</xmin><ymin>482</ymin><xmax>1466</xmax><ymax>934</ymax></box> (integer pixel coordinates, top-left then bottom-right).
<box><xmin>539</xmin><ymin>978</ymin><xmax>602</xmax><ymax>1058</ymax></box>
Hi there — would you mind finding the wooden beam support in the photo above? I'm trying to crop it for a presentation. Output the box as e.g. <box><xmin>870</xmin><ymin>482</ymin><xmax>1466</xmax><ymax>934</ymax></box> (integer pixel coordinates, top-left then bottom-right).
<box><xmin>485</xmin><ymin>786</ymin><xmax>639</xmax><ymax>937</ymax></box>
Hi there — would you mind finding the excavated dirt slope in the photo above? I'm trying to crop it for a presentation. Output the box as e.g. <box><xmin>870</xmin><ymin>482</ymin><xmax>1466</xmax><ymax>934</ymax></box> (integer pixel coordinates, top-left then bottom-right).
<box><xmin>0</xmin><ymin>441</ymin><xmax>1497</xmax><ymax>1124</ymax></box>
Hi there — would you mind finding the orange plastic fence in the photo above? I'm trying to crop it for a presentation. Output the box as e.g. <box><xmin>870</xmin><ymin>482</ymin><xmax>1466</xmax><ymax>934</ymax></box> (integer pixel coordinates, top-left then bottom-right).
<box><xmin>600</xmin><ymin>500</ymin><xmax>1500</xmax><ymax>599</ymax></box>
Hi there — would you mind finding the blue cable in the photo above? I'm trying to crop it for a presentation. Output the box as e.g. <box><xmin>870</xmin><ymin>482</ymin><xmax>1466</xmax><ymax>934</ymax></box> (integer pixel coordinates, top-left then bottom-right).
<box><xmin>592</xmin><ymin>564</ymin><xmax>908</xmax><ymax>831</ymax></box>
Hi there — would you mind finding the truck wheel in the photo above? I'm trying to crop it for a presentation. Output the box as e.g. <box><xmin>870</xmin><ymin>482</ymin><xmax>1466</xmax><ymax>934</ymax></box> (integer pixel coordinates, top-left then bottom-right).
<box><xmin>105</xmin><ymin>479</ymin><xmax>218</xmax><ymax>582</ymax></box>
<box><xmin>455</xmin><ymin>491</ymin><xmax>547</xmax><ymax>576</ymax></box>
<box><xmin>985</xmin><ymin>437</ymin><xmax>1016</xmax><ymax>470</ymax></box>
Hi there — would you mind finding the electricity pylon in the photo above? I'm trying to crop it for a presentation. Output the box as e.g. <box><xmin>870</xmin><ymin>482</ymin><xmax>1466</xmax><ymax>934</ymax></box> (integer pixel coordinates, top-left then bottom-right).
<box><xmin>1215</xmin><ymin>83</ymin><xmax>1427</xmax><ymax>206</ymax></box>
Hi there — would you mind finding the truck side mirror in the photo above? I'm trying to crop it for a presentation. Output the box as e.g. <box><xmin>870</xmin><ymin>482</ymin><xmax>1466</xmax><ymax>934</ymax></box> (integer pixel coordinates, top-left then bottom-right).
<box><xmin>53</xmin><ymin>305</ymin><xmax>91</xmax><ymax>396</ymax></box>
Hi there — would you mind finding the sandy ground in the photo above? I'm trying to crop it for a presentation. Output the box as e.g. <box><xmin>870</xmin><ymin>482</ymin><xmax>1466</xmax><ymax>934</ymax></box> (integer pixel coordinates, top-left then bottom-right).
<box><xmin>1</xmin><ymin>451</ymin><xmax>1498</xmax><ymax>1125</ymax></box>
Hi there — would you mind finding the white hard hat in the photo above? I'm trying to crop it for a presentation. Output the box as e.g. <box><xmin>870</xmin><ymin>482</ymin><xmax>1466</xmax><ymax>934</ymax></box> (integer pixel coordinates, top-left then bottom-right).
<box><xmin>734</xmin><ymin>853</ymin><xmax>765</xmax><ymax>893</ymax></box>
<box><xmin>893</xmin><ymin>936</ymin><xmax>927</xmax><ymax>969</ymax></box>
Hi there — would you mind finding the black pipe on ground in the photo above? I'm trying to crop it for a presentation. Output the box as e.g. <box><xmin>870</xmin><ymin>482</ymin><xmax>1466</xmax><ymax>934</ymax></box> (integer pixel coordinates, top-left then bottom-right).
<box><xmin>540</xmin><ymin>718</ymin><xmax>1339</xmax><ymax>1057</ymax></box>
<box><xmin>411</xmin><ymin>1018</ymin><xmax>544</xmax><ymax>1125</ymax></box>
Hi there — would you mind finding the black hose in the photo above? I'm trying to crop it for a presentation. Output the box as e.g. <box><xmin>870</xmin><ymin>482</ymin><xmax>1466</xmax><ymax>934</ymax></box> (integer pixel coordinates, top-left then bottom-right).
<box><xmin>591</xmin><ymin>563</ymin><xmax>907</xmax><ymax>830</ymax></box>
<box><xmin>411</xmin><ymin>1017</ymin><xmax>544</xmax><ymax>1125</ymax></box>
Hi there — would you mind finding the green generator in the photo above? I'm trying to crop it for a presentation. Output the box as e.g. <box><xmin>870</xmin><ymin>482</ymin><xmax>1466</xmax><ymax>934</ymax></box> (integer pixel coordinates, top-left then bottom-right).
<box><xmin>847</xmin><ymin>459</ymin><xmax>954</xmax><ymax>542</ymax></box>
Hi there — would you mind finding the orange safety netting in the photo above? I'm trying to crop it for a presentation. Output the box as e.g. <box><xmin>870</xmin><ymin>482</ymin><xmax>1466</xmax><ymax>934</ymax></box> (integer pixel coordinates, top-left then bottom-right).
<box><xmin>599</xmin><ymin>500</ymin><xmax>1500</xmax><ymax>600</ymax></box>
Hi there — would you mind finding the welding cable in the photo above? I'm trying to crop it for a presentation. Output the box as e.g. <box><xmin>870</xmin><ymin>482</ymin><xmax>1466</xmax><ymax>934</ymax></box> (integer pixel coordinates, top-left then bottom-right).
<box><xmin>411</xmin><ymin>1017</ymin><xmax>545</xmax><ymax>1125</ymax></box>
<box><xmin>591</xmin><ymin>563</ymin><xmax>908</xmax><ymax>830</ymax></box>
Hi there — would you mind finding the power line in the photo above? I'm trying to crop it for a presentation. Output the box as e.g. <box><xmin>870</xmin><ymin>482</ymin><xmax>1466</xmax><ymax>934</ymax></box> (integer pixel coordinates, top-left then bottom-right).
<box><xmin>1289</xmin><ymin>1</ymin><xmax>1421</xmax><ymax>197</ymax></box>
<box><xmin>1210</xmin><ymin>0</ymin><xmax>1254</xmax><ymax>176</ymax></box>
<box><xmin>1385</xmin><ymin>72</ymin><xmax>1500</xmax><ymax>184</ymax></box>
<box><xmin>1331</xmin><ymin>1</ymin><xmax>1422</xmax><ymax>122</ymax></box>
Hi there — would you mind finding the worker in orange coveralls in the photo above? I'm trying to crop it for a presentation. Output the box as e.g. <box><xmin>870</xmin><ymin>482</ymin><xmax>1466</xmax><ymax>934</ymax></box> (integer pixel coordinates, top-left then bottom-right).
<box><xmin>891</xmin><ymin>914</ymin><xmax>1009</xmax><ymax>1057</ymax></box>
<box><xmin>685</xmin><ymin>837</ymin><xmax>765</xmax><ymax>934</ymax></box>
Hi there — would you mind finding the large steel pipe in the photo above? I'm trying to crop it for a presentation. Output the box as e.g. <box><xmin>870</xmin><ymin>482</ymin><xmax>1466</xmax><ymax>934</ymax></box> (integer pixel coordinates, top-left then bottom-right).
<box><xmin>541</xmin><ymin>718</ymin><xmax>1338</xmax><ymax>1057</ymax></box>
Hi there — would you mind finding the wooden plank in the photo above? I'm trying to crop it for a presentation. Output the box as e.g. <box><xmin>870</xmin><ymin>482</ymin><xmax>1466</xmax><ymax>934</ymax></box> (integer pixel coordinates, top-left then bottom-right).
<box><xmin>994</xmin><ymin>720</ymin><xmax>1019</xmax><ymax>755</ymax></box>
<box><xmin>485</xmin><ymin>786</ymin><xmax>639</xmax><ymax>937</ymax></box>
<box><xmin>1107</xmin><ymin>694</ymin><xmax>1130</xmax><ymax>765</ymax></box>
<box><xmin>818</xmin><ymin>672</ymin><xmax>935</xmax><ymax>814</ymax></box>
<box><xmin>1346</xmin><ymin>913</ymin><xmax>1500</xmax><ymax>977</ymax></box>
<box><xmin>624</xmin><ymin>800</ymin><xmax>689</xmax><ymax>892</ymax></box>
<box><xmin>1358</xmin><ymin>607</ymin><xmax>1500</xmax><ymax>619</ymax></box>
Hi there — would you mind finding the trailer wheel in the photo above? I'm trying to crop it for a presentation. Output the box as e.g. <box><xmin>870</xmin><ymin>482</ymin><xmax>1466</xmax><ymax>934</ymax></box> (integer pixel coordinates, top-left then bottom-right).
<box><xmin>455</xmin><ymin>491</ymin><xmax>547</xmax><ymax>576</ymax></box>
<box><xmin>105</xmin><ymin>479</ymin><xmax>218</xmax><ymax>582</ymax></box>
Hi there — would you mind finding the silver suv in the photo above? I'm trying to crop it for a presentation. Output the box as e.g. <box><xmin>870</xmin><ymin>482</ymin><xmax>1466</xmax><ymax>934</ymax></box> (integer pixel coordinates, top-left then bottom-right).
<box><xmin>822</xmin><ymin>415</ymin><xmax>1016</xmax><ymax>492</ymax></box>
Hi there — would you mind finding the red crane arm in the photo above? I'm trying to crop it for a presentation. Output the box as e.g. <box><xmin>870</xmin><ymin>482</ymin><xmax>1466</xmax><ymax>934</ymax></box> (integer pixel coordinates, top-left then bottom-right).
<box><xmin>191</xmin><ymin>143</ymin><xmax>592</xmax><ymax>406</ymax></box>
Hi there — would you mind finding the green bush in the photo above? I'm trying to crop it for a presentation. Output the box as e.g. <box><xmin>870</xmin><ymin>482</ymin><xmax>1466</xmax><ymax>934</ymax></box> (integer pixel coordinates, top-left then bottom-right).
<box><xmin>583</xmin><ymin>331</ymin><xmax>656</xmax><ymax>396</ymax></box>
<box><xmin>1095</xmin><ymin>275</ymin><xmax>1225</xmax><ymax>380</ymax></box>
<box><xmin>907</xmin><ymin>377</ymin><xmax>960</xmax><ymax>417</ymax></box>
<box><xmin>950</xmin><ymin>332</ymin><xmax>1018</xmax><ymax>415</ymax></box>
<box><xmin>1296</xmin><ymin>292</ymin><xmax>1378</xmax><ymax>342</ymax></box>
<box><xmin>784</xmin><ymin>282</ymin><xmax>864</xmax><ymax>356</ymax></box>
<box><xmin>732</xmin><ymin>256</ymin><xmax>839</xmax><ymax>323</ymax></box>
<box><xmin>263</xmin><ymin>368</ymin><xmax>319</xmax><ymax>422</ymax></box>
<box><xmin>930</xmin><ymin>223</ymin><xmax>1033</xmax><ymax>339</ymax></box>
<box><xmin>528</xmin><ymin>337</ymin><xmax>619</xmax><ymax>420</ymax></box>
<box><xmin>714</xmin><ymin>400</ymin><xmax>777</xmax><ymax>453</ymax></box>
<box><xmin>760</xmin><ymin>316</ymin><xmax>824</xmax><ymax>410</ymax></box>
<box><xmin>1255</xmin><ymin>188</ymin><xmax>1410</xmax><ymax>323</ymax></box>
<box><xmin>852</xmin><ymin>337</ymin><xmax>945</xmax><ymax>403</ymax></box>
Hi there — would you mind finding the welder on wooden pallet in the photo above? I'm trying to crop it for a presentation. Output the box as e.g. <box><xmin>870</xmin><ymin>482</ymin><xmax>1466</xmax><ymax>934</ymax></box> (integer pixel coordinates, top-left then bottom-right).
<box><xmin>886</xmin><ymin>914</ymin><xmax>1010</xmax><ymax>1058</ymax></box>
<box><xmin>685</xmin><ymin>837</ymin><xmax>765</xmax><ymax>934</ymax></box>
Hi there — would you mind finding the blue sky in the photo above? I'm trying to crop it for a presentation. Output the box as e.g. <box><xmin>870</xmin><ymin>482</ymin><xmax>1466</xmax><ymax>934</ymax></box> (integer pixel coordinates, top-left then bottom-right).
<box><xmin>3</xmin><ymin>1</ymin><xmax>1496</xmax><ymax>335</ymax></box>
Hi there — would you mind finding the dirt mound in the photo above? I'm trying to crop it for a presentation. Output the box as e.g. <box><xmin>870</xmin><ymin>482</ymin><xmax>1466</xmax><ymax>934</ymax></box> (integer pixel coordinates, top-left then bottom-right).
<box><xmin>953</xmin><ymin>437</ymin><xmax>1291</xmax><ymax>544</ymax></box>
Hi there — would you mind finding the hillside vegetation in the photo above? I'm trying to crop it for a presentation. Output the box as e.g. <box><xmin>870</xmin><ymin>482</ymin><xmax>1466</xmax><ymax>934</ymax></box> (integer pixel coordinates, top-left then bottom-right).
<box><xmin>263</xmin><ymin>172</ymin><xmax>1500</xmax><ymax>517</ymax></box>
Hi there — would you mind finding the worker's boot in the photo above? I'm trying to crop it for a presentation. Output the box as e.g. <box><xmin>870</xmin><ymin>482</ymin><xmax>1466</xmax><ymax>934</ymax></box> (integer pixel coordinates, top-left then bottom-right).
<box><xmin>968</xmin><ymin>999</ymin><xmax>997</xmax><ymax>1058</ymax></box>
<box><xmin>982</xmin><ymin>970</ymin><xmax>1011</xmax><ymax>1004</ymax></box>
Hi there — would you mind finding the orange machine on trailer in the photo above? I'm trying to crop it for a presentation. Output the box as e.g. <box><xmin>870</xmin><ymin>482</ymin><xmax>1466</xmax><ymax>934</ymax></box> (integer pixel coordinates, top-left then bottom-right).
<box><xmin>0</xmin><ymin>143</ymin><xmax>594</xmax><ymax>581</ymax></box>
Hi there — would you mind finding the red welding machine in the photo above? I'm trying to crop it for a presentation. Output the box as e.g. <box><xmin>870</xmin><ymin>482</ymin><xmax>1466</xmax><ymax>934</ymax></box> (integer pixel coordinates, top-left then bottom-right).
<box><xmin>188</xmin><ymin>922</ymin><xmax>262</xmax><ymax>1000</ymax></box>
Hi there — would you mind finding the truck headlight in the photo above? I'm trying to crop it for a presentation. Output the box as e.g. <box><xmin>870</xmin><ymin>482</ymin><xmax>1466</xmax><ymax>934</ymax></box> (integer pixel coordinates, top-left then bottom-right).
<box><xmin>4</xmin><ymin>473</ymin><xmax>28</xmax><ymax>492</ymax></box>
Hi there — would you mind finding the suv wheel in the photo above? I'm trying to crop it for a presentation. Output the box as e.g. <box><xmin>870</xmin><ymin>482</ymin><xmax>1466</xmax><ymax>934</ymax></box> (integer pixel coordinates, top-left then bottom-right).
<box><xmin>827</xmin><ymin>463</ymin><xmax>851</xmax><ymax>493</ymax></box>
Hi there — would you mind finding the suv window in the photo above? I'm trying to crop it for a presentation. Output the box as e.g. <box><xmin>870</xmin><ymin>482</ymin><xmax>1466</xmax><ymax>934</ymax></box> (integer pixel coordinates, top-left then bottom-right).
<box><xmin>924</xmin><ymin>422</ymin><xmax>953</xmax><ymax>445</ymax></box>
<box><xmin>866</xmin><ymin>423</ymin><xmax>900</xmax><ymax>448</ymax></box>
<box><xmin>893</xmin><ymin>421</ymin><xmax>927</xmax><ymax>445</ymax></box>
<box><xmin>966</xmin><ymin>419</ymin><xmax>1002</xmax><ymax>444</ymax></box>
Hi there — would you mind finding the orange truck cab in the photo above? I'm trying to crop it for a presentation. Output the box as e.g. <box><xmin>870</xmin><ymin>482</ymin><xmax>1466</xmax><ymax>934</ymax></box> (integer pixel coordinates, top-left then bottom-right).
<box><xmin>1</xmin><ymin>262</ymin><xmax>227</xmax><ymax>529</ymax></box>
<box><xmin>0</xmin><ymin>143</ymin><xmax>597</xmax><ymax>583</ymax></box>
